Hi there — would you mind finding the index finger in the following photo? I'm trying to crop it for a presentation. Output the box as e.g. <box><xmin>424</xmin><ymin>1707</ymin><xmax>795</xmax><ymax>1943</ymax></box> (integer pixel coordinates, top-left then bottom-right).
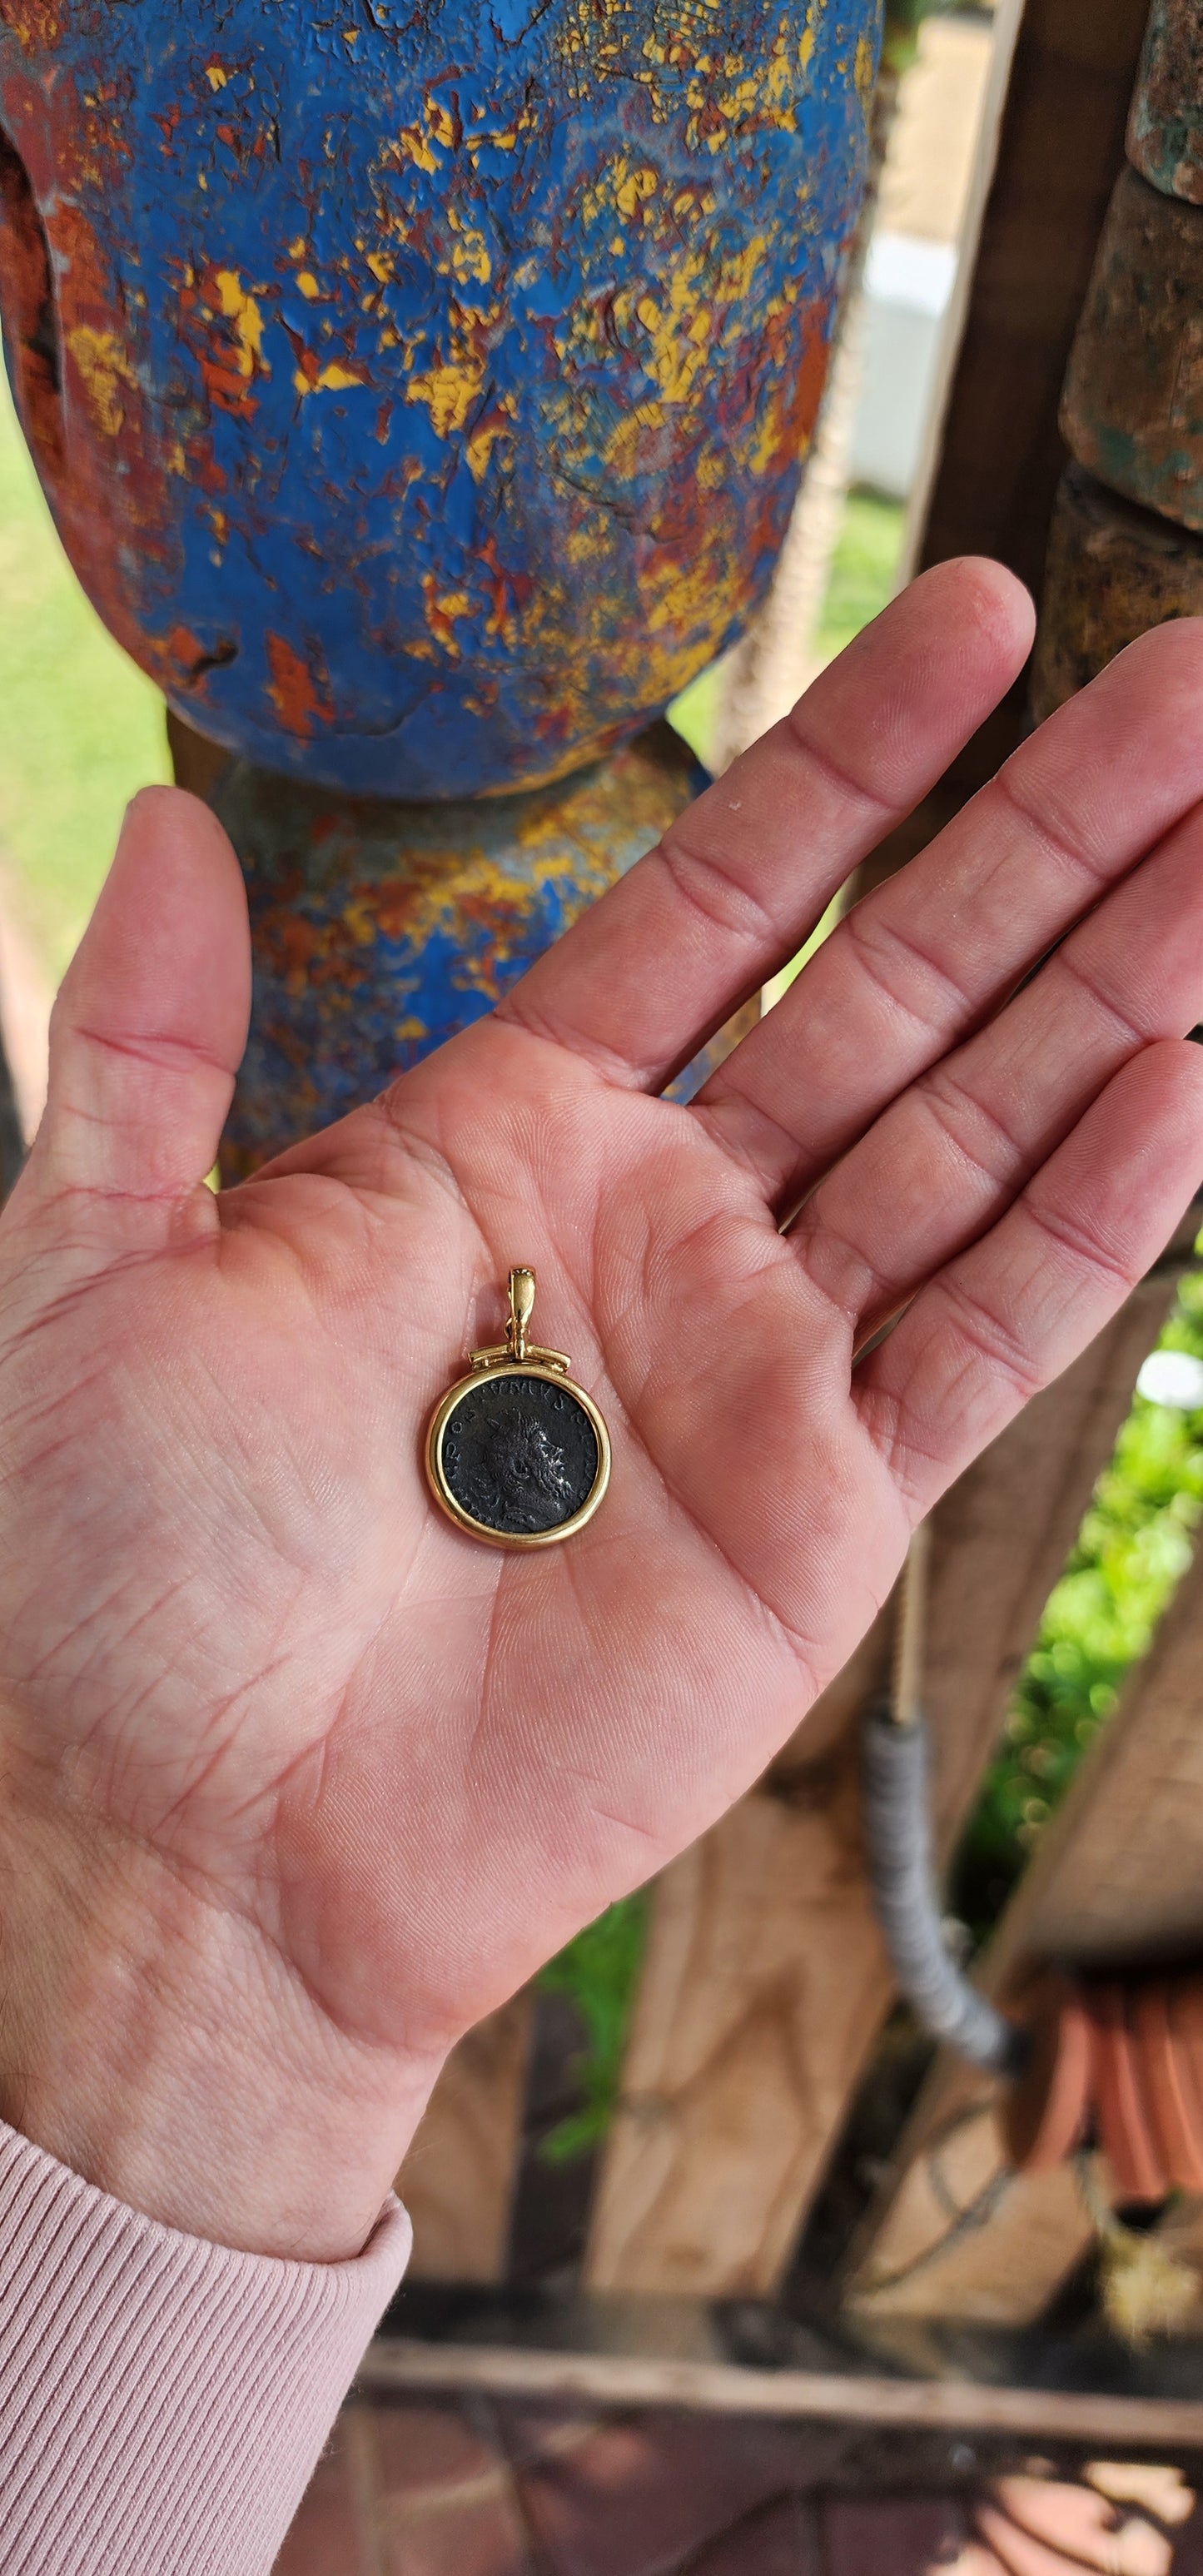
<box><xmin>495</xmin><ymin>558</ymin><xmax>1034</xmax><ymax>1087</ymax></box>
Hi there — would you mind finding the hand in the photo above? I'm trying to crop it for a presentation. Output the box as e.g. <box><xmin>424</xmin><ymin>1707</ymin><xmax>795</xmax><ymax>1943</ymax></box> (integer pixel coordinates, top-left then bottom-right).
<box><xmin>2</xmin><ymin>560</ymin><xmax>1203</xmax><ymax>2263</ymax></box>
<box><xmin>947</xmin><ymin>2473</ymin><xmax>1177</xmax><ymax>2574</ymax></box>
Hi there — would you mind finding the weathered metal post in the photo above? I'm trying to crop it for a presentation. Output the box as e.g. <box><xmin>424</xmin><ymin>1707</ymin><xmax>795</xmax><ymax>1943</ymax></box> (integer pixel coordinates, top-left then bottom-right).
<box><xmin>1032</xmin><ymin>0</ymin><xmax>1203</xmax><ymax>719</ymax></box>
<box><xmin>0</xmin><ymin>0</ymin><xmax>879</xmax><ymax>1172</ymax></box>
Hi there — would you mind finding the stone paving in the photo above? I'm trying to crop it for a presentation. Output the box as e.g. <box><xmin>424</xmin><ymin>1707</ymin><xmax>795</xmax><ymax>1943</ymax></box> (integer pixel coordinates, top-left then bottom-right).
<box><xmin>275</xmin><ymin>2391</ymin><xmax>1203</xmax><ymax>2575</ymax></box>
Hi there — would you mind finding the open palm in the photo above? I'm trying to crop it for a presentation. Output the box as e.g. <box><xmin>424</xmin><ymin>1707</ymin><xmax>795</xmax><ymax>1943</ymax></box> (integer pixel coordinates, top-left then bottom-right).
<box><xmin>4</xmin><ymin>561</ymin><xmax>1203</xmax><ymax>2260</ymax></box>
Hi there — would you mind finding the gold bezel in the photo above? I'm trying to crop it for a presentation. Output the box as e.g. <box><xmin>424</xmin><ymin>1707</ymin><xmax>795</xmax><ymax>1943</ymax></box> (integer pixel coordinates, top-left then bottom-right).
<box><xmin>425</xmin><ymin>1361</ymin><xmax>611</xmax><ymax>1550</ymax></box>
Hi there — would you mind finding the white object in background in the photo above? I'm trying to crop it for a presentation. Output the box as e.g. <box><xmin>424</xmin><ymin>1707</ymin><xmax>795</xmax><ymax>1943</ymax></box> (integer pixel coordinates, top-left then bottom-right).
<box><xmin>848</xmin><ymin>230</ymin><xmax>957</xmax><ymax>503</ymax></box>
<box><xmin>1136</xmin><ymin>1350</ymin><xmax>1203</xmax><ymax>1410</ymax></box>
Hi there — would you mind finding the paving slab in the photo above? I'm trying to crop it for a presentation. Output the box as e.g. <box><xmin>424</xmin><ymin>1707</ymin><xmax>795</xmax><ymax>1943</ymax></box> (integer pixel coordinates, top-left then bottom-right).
<box><xmin>276</xmin><ymin>2385</ymin><xmax>1203</xmax><ymax>2575</ymax></box>
<box><xmin>685</xmin><ymin>2494</ymin><xmax>824</xmax><ymax>2574</ymax></box>
<box><xmin>511</xmin><ymin>2409</ymin><xmax>812</xmax><ymax>2576</ymax></box>
<box><xmin>274</xmin><ymin>2410</ymin><xmax>377</xmax><ymax>2576</ymax></box>
<box><xmin>823</xmin><ymin>2492</ymin><xmax>972</xmax><ymax>2576</ymax></box>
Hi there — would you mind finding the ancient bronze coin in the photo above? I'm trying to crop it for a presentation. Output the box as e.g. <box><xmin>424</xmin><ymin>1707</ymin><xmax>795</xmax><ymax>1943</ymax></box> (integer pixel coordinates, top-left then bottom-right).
<box><xmin>426</xmin><ymin>1269</ymin><xmax>610</xmax><ymax>1550</ymax></box>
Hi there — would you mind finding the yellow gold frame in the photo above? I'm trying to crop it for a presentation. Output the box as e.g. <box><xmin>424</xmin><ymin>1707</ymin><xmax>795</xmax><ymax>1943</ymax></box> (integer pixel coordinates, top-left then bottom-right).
<box><xmin>425</xmin><ymin>1361</ymin><xmax>612</xmax><ymax>1551</ymax></box>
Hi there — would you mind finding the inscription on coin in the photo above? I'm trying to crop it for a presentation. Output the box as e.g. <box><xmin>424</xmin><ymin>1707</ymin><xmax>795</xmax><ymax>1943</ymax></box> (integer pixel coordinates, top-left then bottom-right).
<box><xmin>440</xmin><ymin>1374</ymin><xmax>600</xmax><ymax>1537</ymax></box>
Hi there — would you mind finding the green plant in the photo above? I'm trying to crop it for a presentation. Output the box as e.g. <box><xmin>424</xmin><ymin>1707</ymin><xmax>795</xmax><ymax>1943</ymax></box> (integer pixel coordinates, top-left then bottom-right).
<box><xmin>536</xmin><ymin>1890</ymin><xmax>649</xmax><ymax>2163</ymax></box>
<box><xmin>953</xmin><ymin>1259</ymin><xmax>1203</xmax><ymax>1934</ymax></box>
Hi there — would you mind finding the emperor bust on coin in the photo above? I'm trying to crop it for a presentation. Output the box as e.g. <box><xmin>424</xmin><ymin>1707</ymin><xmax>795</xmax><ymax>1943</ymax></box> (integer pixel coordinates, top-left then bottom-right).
<box><xmin>425</xmin><ymin>1271</ymin><xmax>610</xmax><ymax>1549</ymax></box>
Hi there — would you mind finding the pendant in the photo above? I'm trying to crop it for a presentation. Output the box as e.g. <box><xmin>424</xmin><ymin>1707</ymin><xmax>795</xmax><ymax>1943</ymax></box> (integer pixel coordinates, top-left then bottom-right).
<box><xmin>425</xmin><ymin>1268</ymin><xmax>611</xmax><ymax>1549</ymax></box>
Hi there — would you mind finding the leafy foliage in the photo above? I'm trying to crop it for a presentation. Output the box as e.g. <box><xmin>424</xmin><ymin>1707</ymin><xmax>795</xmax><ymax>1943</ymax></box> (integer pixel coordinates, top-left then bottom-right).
<box><xmin>953</xmin><ymin>1263</ymin><xmax>1203</xmax><ymax>1934</ymax></box>
<box><xmin>536</xmin><ymin>1891</ymin><xmax>649</xmax><ymax>2164</ymax></box>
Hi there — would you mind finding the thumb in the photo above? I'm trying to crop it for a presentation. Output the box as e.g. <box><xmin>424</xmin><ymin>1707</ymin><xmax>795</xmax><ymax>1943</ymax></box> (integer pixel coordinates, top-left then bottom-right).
<box><xmin>31</xmin><ymin>785</ymin><xmax>249</xmax><ymax>1224</ymax></box>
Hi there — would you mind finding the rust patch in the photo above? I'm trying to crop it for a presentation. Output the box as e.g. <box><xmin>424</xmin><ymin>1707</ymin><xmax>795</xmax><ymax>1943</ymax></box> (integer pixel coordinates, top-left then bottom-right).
<box><xmin>266</xmin><ymin>632</ymin><xmax>331</xmax><ymax>739</ymax></box>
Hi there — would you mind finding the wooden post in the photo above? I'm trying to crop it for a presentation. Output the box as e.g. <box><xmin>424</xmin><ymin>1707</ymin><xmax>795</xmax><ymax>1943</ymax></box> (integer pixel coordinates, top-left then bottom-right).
<box><xmin>859</xmin><ymin>0</ymin><xmax>1155</xmax><ymax>901</ymax></box>
<box><xmin>843</xmin><ymin>2</ymin><xmax>1203</xmax><ymax>2338</ymax></box>
<box><xmin>1127</xmin><ymin>0</ymin><xmax>1203</xmax><ymax>203</ymax></box>
<box><xmin>395</xmin><ymin>1994</ymin><xmax>533</xmax><ymax>2285</ymax></box>
<box><xmin>1029</xmin><ymin>461</ymin><xmax>1203</xmax><ymax>724</ymax></box>
<box><xmin>845</xmin><ymin>1374</ymin><xmax>1203</xmax><ymax>2329</ymax></box>
<box><xmin>1061</xmin><ymin>165</ymin><xmax>1203</xmax><ymax>533</ymax></box>
<box><xmin>1031</xmin><ymin>0</ymin><xmax>1203</xmax><ymax>717</ymax></box>
<box><xmin>584</xmin><ymin>1246</ymin><xmax>1190</xmax><ymax>2297</ymax></box>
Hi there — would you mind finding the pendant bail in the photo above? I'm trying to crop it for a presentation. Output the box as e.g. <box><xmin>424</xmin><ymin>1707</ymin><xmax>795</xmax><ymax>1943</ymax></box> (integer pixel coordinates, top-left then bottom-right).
<box><xmin>469</xmin><ymin>1267</ymin><xmax>572</xmax><ymax>1374</ymax></box>
<box><xmin>508</xmin><ymin>1266</ymin><xmax>535</xmax><ymax>1362</ymax></box>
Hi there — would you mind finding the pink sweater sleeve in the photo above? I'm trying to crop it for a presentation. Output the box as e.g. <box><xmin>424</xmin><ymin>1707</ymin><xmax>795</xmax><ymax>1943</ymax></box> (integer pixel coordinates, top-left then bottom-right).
<box><xmin>0</xmin><ymin>2116</ymin><xmax>412</xmax><ymax>2575</ymax></box>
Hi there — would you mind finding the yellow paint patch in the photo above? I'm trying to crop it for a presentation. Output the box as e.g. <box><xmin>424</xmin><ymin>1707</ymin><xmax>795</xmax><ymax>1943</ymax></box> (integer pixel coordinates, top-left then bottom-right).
<box><xmin>405</xmin><ymin>356</ymin><xmax>485</xmax><ymax>438</ymax></box>
<box><xmin>448</xmin><ymin>224</ymin><xmax>491</xmax><ymax>286</ymax></box>
<box><xmin>466</xmin><ymin>417</ymin><xmax>507</xmax><ymax>481</ymax></box>
<box><xmin>621</xmin><ymin>237</ymin><xmax>755</xmax><ymax>407</ymax></box>
<box><xmin>294</xmin><ymin>361</ymin><xmax>367</xmax><ymax>395</ymax></box>
<box><xmin>395</xmin><ymin>122</ymin><xmax>439</xmax><ymax>175</ymax></box>
<box><xmin>343</xmin><ymin>897</ymin><xmax>379</xmax><ymax>947</ymax></box>
<box><xmin>564</xmin><ymin>520</ymin><xmax>607</xmax><ymax>564</ymax></box>
<box><xmin>205</xmin><ymin>62</ymin><xmax>230</xmax><ymax>91</ymax></box>
<box><xmin>466</xmin><ymin>128</ymin><xmax>517</xmax><ymax>160</ymax></box>
<box><xmin>214</xmin><ymin>270</ymin><xmax>267</xmax><ymax>377</ymax></box>
<box><xmin>616</xmin><ymin>164</ymin><xmax>658</xmax><ymax>218</ymax></box>
<box><xmin>421</xmin><ymin>575</ymin><xmax>473</xmax><ymax>655</ymax></box>
<box><xmin>296</xmin><ymin>271</ymin><xmax>321</xmax><ymax>301</ymax></box>
<box><xmin>855</xmin><ymin>27</ymin><xmax>876</xmax><ymax>108</ymax></box>
<box><xmin>67</xmin><ymin>326</ymin><xmax>137</xmax><ymax>439</ymax></box>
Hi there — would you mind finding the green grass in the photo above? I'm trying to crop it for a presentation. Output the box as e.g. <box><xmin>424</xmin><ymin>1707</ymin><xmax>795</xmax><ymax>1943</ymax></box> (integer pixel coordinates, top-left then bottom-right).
<box><xmin>669</xmin><ymin>490</ymin><xmax>907</xmax><ymax>773</ymax></box>
<box><xmin>669</xmin><ymin>655</ymin><xmax>726</xmax><ymax>771</ymax></box>
<box><xmin>0</xmin><ymin>369</ymin><xmax>169</xmax><ymax>982</ymax></box>
<box><xmin>813</xmin><ymin>490</ymin><xmax>907</xmax><ymax>662</ymax></box>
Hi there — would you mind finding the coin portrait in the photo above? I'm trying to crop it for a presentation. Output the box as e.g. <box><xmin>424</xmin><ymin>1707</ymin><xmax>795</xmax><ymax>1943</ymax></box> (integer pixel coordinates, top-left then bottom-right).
<box><xmin>426</xmin><ymin>1364</ymin><xmax>610</xmax><ymax>1548</ymax></box>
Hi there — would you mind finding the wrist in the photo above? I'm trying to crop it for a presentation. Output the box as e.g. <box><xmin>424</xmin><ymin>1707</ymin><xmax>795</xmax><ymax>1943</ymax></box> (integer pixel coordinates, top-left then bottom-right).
<box><xmin>0</xmin><ymin>1769</ymin><xmax>443</xmax><ymax>2261</ymax></box>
